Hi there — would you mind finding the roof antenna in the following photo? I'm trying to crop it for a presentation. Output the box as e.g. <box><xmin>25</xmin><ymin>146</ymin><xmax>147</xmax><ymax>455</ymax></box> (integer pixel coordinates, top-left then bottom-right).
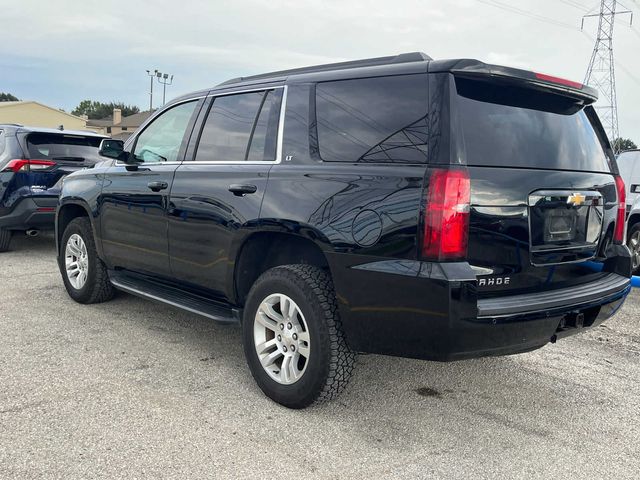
<box><xmin>58</xmin><ymin>124</ymin><xmax>64</xmax><ymax>131</ymax></box>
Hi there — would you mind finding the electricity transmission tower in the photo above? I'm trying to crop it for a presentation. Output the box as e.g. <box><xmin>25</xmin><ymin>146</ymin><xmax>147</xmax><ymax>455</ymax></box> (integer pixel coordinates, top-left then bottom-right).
<box><xmin>582</xmin><ymin>1</ymin><xmax>633</xmax><ymax>152</ymax></box>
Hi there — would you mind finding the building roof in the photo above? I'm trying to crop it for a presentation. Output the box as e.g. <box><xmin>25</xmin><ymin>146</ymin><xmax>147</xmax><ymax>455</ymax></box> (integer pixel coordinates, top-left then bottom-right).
<box><xmin>0</xmin><ymin>124</ymin><xmax>107</xmax><ymax>137</ymax></box>
<box><xmin>118</xmin><ymin>110</ymin><xmax>154</xmax><ymax>127</ymax></box>
<box><xmin>86</xmin><ymin>117</ymin><xmax>113</xmax><ymax>127</ymax></box>
<box><xmin>0</xmin><ymin>100</ymin><xmax>88</xmax><ymax>122</ymax></box>
<box><xmin>87</xmin><ymin>109</ymin><xmax>155</xmax><ymax>129</ymax></box>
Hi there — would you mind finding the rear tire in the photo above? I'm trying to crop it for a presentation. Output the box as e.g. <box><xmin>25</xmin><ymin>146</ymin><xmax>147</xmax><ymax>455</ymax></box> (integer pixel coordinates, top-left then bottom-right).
<box><xmin>0</xmin><ymin>228</ymin><xmax>11</xmax><ymax>252</ymax></box>
<box><xmin>242</xmin><ymin>265</ymin><xmax>356</xmax><ymax>408</ymax></box>
<box><xmin>627</xmin><ymin>222</ymin><xmax>640</xmax><ymax>275</ymax></box>
<box><xmin>59</xmin><ymin>217</ymin><xmax>114</xmax><ymax>304</ymax></box>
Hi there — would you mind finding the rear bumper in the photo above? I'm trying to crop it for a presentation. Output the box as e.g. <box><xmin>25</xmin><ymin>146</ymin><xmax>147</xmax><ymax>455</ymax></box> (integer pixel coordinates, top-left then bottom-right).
<box><xmin>329</xmin><ymin>253</ymin><xmax>631</xmax><ymax>361</ymax></box>
<box><xmin>0</xmin><ymin>196</ymin><xmax>57</xmax><ymax>231</ymax></box>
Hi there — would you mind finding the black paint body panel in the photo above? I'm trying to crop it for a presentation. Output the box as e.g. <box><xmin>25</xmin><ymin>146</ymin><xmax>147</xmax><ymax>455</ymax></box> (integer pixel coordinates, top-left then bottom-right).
<box><xmin>56</xmin><ymin>58</ymin><xmax>632</xmax><ymax>362</ymax></box>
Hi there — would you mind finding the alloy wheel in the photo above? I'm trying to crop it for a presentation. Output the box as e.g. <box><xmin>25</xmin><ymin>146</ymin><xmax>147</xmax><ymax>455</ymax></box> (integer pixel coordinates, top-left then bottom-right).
<box><xmin>253</xmin><ymin>293</ymin><xmax>311</xmax><ymax>385</ymax></box>
<box><xmin>629</xmin><ymin>230</ymin><xmax>640</xmax><ymax>271</ymax></box>
<box><xmin>65</xmin><ymin>233</ymin><xmax>89</xmax><ymax>289</ymax></box>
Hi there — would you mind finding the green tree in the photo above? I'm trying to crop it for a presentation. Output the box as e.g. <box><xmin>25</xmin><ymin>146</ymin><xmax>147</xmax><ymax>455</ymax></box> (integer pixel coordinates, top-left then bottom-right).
<box><xmin>71</xmin><ymin>100</ymin><xmax>140</xmax><ymax>120</ymax></box>
<box><xmin>0</xmin><ymin>92</ymin><xmax>19</xmax><ymax>102</ymax></box>
<box><xmin>613</xmin><ymin>137</ymin><xmax>637</xmax><ymax>152</ymax></box>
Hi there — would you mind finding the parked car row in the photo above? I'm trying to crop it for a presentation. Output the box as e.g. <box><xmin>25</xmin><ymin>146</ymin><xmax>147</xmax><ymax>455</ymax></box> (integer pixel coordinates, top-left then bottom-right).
<box><xmin>615</xmin><ymin>149</ymin><xmax>640</xmax><ymax>273</ymax></box>
<box><xmin>0</xmin><ymin>125</ymin><xmax>106</xmax><ymax>251</ymax></box>
<box><xmin>1</xmin><ymin>52</ymin><xmax>634</xmax><ymax>408</ymax></box>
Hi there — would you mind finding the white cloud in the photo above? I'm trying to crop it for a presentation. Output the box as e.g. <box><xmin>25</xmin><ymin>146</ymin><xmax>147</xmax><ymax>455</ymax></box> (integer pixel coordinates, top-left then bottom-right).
<box><xmin>1</xmin><ymin>0</ymin><xmax>638</xmax><ymax>141</ymax></box>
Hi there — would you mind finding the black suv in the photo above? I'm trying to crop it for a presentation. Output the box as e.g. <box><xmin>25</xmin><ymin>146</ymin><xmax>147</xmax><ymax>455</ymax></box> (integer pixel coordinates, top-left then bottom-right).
<box><xmin>56</xmin><ymin>53</ymin><xmax>632</xmax><ymax>408</ymax></box>
<box><xmin>0</xmin><ymin>125</ymin><xmax>105</xmax><ymax>251</ymax></box>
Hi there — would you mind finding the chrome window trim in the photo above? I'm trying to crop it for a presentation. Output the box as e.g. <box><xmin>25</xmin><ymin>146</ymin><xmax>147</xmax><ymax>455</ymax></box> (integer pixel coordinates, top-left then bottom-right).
<box><xmin>191</xmin><ymin>85</ymin><xmax>287</xmax><ymax>166</ymax></box>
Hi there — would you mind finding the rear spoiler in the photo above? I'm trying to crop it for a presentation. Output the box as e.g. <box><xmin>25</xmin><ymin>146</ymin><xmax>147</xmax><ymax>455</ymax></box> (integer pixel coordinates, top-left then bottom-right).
<box><xmin>428</xmin><ymin>59</ymin><xmax>598</xmax><ymax>105</ymax></box>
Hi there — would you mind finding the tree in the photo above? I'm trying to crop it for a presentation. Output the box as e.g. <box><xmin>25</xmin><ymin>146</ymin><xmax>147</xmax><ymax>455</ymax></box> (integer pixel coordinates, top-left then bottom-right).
<box><xmin>0</xmin><ymin>92</ymin><xmax>19</xmax><ymax>102</ymax></box>
<box><xmin>613</xmin><ymin>137</ymin><xmax>637</xmax><ymax>152</ymax></box>
<box><xmin>71</xmin><ymin>100</ymin><xmax>140</xmax><ymax>120</ymax></box>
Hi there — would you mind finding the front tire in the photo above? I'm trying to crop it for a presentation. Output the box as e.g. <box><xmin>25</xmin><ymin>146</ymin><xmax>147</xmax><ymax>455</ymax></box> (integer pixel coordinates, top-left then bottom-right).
<box><xmin>242</xmin><ymin>265</ymin><xmax>356</xmax><ymax>408</ymax></box>
<box><xmin>59</xmin><ymin>217</ymin><xmax>114</xmax><ymax>304</ymax></box>
<box><xmin>627</xmin><ymin>222</ymin><xmax>640</xmax><ymax>274</ymax></box>
<box><xmin>0</xmin><ymin>228</ymin><xmax>12</xmax><ymax>252</ymax></box>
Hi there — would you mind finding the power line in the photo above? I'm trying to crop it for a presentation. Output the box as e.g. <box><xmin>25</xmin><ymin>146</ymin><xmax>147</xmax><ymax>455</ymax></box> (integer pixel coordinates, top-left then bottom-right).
<box><xmin>475</xmin><ymin>0</ymin><xmax>580</xmax><ymax>30</ymax></box>
<box><xmin>558</xmin><ymin>0</ymin><xmax>591</xmax><ymax>13</ymax></box>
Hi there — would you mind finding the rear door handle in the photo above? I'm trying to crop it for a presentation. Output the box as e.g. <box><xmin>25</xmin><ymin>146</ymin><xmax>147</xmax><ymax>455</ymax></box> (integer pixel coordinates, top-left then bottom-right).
<box><xmin>147</xmin><ymin>181</ymin><xmax>168</xmax><ymax>192</ymax></box>
<box><xmin>228</xmin><ymin>184</ymin><xmax>257</xmax><ymax>196</ymax></box>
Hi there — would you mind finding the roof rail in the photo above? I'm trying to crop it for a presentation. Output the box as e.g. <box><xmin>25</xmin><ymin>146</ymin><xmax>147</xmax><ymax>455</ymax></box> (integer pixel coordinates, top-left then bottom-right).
<box><xmin>216</xmin><ymin>52</ymin><xmax>432</xmax><ymax>87</ymax></box>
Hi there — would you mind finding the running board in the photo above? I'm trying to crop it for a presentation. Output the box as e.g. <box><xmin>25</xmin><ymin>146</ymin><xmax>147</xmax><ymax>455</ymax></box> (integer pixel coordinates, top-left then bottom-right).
<box><xmin>109</xmin><ymin>271</ymin><xmax>240</xmax><ymax>324</ymax></box>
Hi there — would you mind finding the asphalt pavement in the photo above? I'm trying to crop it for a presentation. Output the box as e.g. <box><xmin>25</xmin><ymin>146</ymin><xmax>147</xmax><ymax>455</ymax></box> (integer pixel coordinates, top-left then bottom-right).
<box><xmin>1</xmin><ymin>233</ymin><xmax>639</xmax><ymax>479</ymax></box>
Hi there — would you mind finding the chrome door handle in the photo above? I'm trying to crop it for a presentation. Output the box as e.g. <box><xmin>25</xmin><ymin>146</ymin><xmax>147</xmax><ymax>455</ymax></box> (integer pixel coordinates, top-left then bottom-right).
<box><xmin>228</xmin><ymin>184</ymin><xmax>257</xmax><ymax>196</ymax></box>
<box><xmin>147</xmin><ymin>181</ymin><xmax>168</xmax><ymax>192</ymax></box>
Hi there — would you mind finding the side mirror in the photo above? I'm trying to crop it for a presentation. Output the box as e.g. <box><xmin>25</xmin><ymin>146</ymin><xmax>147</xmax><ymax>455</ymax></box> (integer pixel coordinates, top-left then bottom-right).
<box><xmin>98</xmin><ymin>139</ymin><xmax>127</xmax><ymax>160</ymax></box>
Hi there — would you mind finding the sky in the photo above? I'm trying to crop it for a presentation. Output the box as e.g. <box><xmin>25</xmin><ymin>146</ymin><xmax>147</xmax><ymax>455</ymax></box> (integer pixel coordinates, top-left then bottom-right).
<box><xmin>1</xmin><ymin>0</ymin><xmax>639</xmax><ymax>141</ymax></box>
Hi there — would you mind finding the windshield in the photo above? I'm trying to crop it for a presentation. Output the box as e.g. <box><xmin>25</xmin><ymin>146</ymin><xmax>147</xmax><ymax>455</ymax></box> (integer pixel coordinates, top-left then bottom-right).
<box><xmin>26</xmin><ymin>133</ymin><xmax>102</xmax><ymax>161</ymax></box>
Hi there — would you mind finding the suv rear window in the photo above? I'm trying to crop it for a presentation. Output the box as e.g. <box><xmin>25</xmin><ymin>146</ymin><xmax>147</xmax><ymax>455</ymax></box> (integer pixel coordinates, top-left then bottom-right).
<box><xmin>456</xmin><ymin>79</ymin><xmax>611</xmax><ymax>172</ymax></box>
<box><xmin>26</xmin><ymin>133</ymin><xmax>102</xmax><ymax>161</ymax></box>
<box><xmin>315</xmin><ymin>74</ymin><xmax>428</xmax><ymax>163</ymax></box>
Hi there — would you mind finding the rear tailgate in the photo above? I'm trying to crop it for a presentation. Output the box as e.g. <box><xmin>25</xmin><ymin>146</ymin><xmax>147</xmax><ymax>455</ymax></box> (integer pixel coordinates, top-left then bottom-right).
<box><xmin>451</xmin><ymin>71</ymin><xmax>621</xmax><ymax>298</ymax></box>
<box><xmin>20</xmin><ymin>131</ymin><xmax>103</xmax><ymax>193</ymax></box>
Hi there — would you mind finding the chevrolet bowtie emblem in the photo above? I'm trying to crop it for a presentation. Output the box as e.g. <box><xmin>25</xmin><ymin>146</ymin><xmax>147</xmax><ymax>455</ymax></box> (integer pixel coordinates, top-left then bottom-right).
<box><xmin>567</xmin><ymin>193</ymin><xmax>586</xmax><ymax>206</ymax></box>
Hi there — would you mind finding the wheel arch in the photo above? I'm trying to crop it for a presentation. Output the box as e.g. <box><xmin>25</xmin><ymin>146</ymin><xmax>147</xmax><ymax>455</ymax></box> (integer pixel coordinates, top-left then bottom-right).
<box><xmin>231</xmin><ymin>230</ymin><xmax>332</xmax><ymax>307</ymax></box>
<box><xmin>56</xmin><ymin>200</ymin><xmax>102</xmax><ymax>258</ymax></box>
<box><xmin>627</xmin><ymin>213</ymin><xmax>640</xmax><ymax>236</ymax></box>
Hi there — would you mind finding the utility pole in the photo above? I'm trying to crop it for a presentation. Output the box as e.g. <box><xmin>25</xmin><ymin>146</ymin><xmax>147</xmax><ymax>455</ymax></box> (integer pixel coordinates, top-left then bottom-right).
<box><xmin>146</xmin><ymin>69</ymin><xmax>158</xmax><ymax>110</ymax></box>
<box><xmin>582</xmin><ymin>1</ymin><xmax>633</xmax><ymax>153</ymax></box>
<box><xmin>156</xmin><ymin>72</ymin><xmax>174</xmax><ymax>105</ymax></box>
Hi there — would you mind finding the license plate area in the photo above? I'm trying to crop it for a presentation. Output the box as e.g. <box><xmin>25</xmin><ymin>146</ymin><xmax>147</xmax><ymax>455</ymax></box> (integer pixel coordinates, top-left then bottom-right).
<box><xmin>528</xmin><ymin>190</ymin><xmax>603</xmax><ymax>265</ymax></box>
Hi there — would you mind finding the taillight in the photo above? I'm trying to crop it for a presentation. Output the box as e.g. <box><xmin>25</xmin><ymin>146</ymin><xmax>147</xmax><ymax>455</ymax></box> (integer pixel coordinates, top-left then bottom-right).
<box><xmin>421</xmin><ymin>168</ymin><xmax>471</xmax><ymax>261</ymax></box>
<box><xmin>2</xmin><ymin>159</ymin><xmax>56</xmax><ymax>173</ymax></box>
<box><xmin>534</xmin><ymin>72</ymin><xmax>583</xmax><ymax>90</ymax></box>
<box><xmin>614</xmin><ymin>175</ymin><xmax>626</xmax><ymax>244</ymax></box>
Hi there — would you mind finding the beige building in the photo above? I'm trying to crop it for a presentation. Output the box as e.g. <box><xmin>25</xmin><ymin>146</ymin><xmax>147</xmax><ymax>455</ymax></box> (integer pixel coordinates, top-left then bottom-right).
<box><xmin>87</xmin><ymin>108</ymin><xmax>155</xmax><ymax>140</ymax></box>
<box><xmin>0</xmin><ymin>101</ymin><xmax>97</xmax><ymax>132</ymax></box>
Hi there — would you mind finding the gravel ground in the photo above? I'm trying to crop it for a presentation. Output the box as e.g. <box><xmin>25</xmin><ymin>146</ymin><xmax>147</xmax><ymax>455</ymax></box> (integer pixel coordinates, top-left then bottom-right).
<box><xmin>1</xmin><ymin>233</ymin><xmax>639</xmax><ymax>479</ymax></box>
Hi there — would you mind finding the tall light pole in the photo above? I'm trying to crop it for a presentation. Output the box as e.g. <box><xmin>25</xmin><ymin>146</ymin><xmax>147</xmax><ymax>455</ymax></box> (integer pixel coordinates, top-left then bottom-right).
<box><xmin>156</xmin><ymin>72</ymin><xmax>174</xmax><ymax>106</ymax></box>
<box><xmin>145</xmin><ymin>69</ymin><xmax>158</xmax><ymax>110</ymax></box>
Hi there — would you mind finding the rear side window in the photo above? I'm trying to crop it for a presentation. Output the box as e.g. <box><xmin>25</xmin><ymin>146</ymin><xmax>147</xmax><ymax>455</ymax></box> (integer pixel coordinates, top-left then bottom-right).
<box><xmin>456</xmin><ymin>79</ymin><xmax>611</xmax><ymax>172</ymax></box>
<box><xmin>0</xmin><ymin>129</ymin><xmax>5</xmax><ymax>156</ymax></box>
<box><xmin>315</xmin><ymin>74</ymin><xmax>429</xmax><ymax>163</ymax></box>
<box><xmin>26</xmin><ymin>133</ymin><xmax>102</xmax><ymax>161</ymax></box>
<box><xmin>195</xmin><ymin>89</ymin><xmax>281</xmax><ymax>162</ymax></box>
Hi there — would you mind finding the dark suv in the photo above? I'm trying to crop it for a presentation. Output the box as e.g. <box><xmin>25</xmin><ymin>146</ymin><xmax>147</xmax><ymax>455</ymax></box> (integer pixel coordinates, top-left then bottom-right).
<box><xmin>0</xmin><ymin>125</ymin><xmax>105</xmax><ymax>251</ymax></box>
<box><xmin>55</xmin><ymin>53</ymin><xmax>632</xmax><ymax>408</ymax></box>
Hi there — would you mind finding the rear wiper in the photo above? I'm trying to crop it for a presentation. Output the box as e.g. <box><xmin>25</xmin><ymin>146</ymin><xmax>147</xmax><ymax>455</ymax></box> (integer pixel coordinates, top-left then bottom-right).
<box><xmin>52</xmin><ymin>156</ymin><xmax>86</xmax><ymax>161</ymax></box>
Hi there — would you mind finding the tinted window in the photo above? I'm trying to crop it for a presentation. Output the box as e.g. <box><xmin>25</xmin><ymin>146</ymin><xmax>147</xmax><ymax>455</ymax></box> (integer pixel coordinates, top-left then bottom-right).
<box><xmin>133</xmin><ymin>101</ymin><xmax>197</xmax><ymax>163</ymax></box>
<box><xmin>315</xmin><ymin>74</ymin><xmax>429</xmax><ymax>163</ymax></box>
<box><xmin>26</xmin><ymin>133</ymin><xmax>102</xmax><ymax>161</ymax></box>
<box><xmin>456</xmin><ymin>80</ymin><xmax>611</xmax><ymax>172</ymax></box>
<box><xmin>247</xmin><ymin>90</ymin><xmax>281</xmax><ymax>161</ymax></box>
<box><xmin>196</xmin><ymin>90</ymin><xmax>280</xmax><ymax>162</ymax></box>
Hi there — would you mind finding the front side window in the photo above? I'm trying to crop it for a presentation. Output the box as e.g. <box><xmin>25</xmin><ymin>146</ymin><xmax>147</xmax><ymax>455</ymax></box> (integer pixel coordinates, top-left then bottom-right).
<box><xmin>133</xmin><ymin>101</ymin><xmax>197</xmax><ymax>163</ymax></box>
<box><xmin>195</xmin><ymin>89</ymin><xmax>281</xmax><ymax>162</ymax></box>
<box><xmin>315</xmin><ymin>74</ymin><xmax>429</xmax><ymax>163</ymax></box>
